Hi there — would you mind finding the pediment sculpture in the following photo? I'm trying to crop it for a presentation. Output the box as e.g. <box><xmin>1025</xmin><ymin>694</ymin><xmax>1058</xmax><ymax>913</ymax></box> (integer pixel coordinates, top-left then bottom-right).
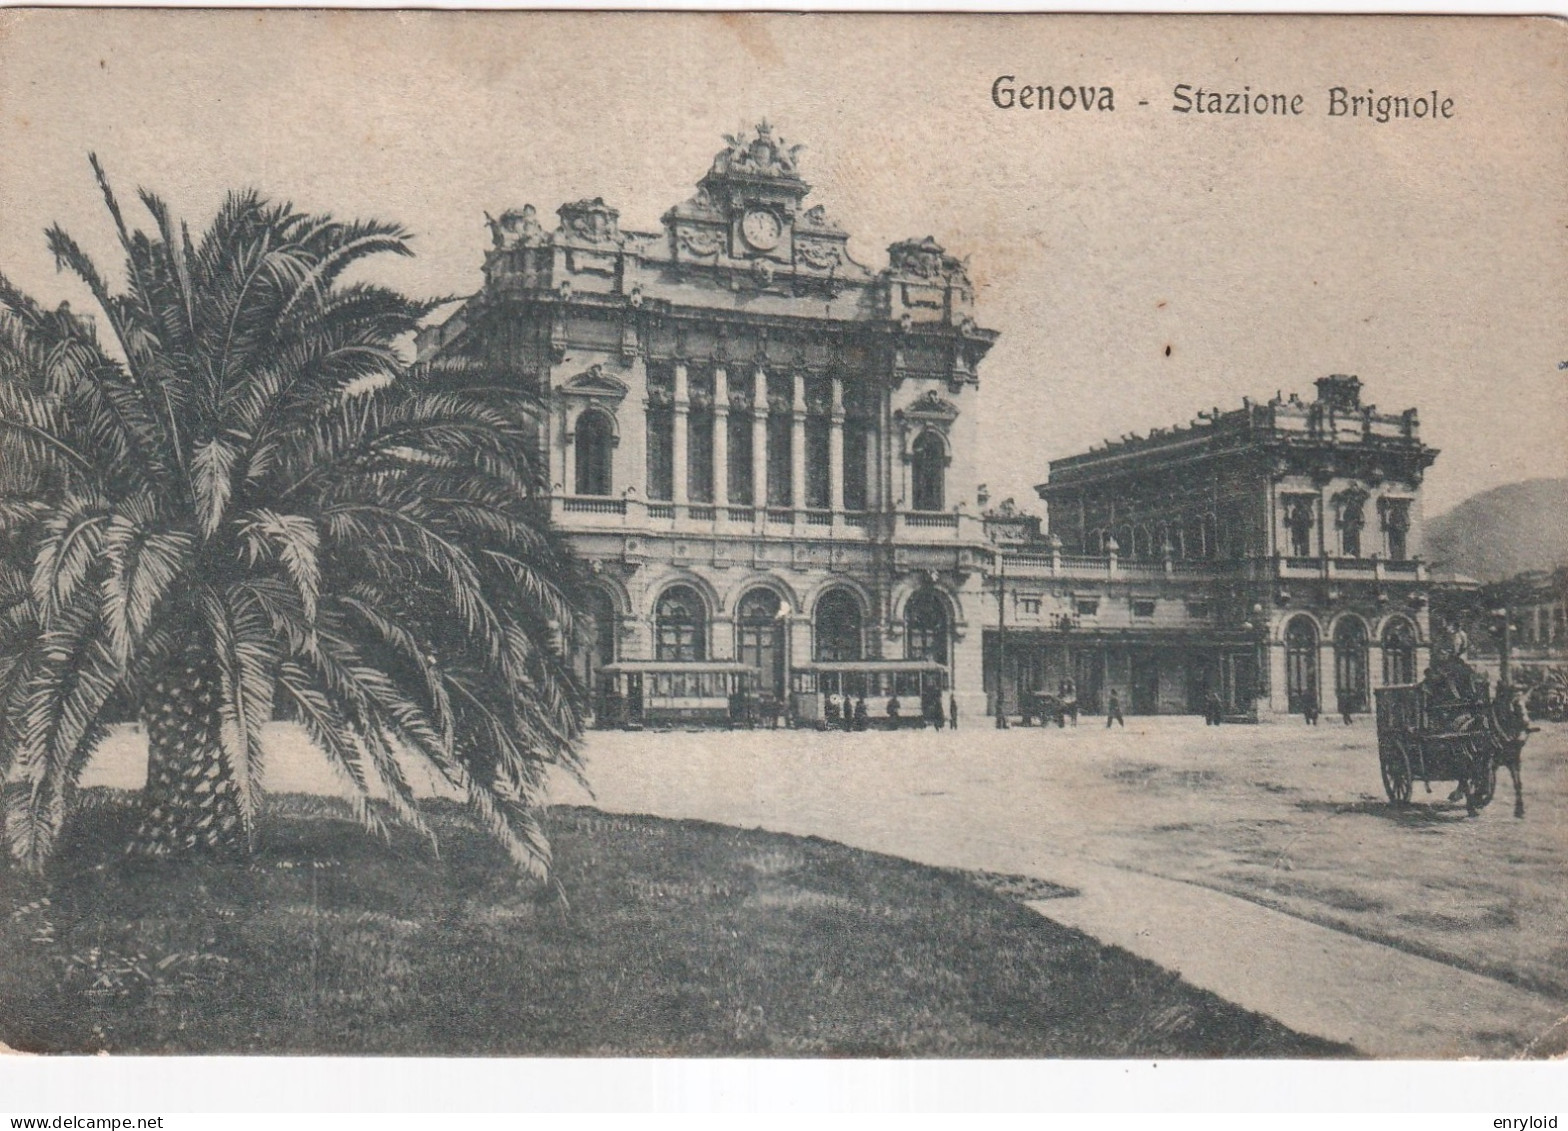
<box><xmin>556</xmin><ymin>198</ymin><xmax>622</xmax><ymax>245</ymax></box>
<box><xmin>711</xmin><ymin>121</ymin><xmax>805</xmax><ymax>181</ymax></box>
<box><xmin>901</xmin><ymin>388</ymin><xmax>960</xmax><ymax>422</ymax></box>
<box><xmin>485</xmin><ymin>204</ymin><xmax>544</xmax><ymax>249</ymax></box>
<box><xmin>559</xmin><ymin>364</ymin><xmax>630</xmax><ymax>400</ymax></box>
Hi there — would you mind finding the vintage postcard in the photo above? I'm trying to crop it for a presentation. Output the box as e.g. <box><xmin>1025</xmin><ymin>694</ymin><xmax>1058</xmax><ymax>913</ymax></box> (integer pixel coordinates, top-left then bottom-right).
<box><xmin>0</xmin><ymin>9</ymin><xmax>1564</xmax><ymax>1091</ymax></box>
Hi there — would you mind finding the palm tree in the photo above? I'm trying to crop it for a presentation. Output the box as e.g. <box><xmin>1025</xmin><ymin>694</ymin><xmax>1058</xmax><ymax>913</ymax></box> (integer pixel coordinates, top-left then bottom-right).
<box><xmin>0</xmin><ymin>156</ymin><xmax>587</xmax><ymax>876</ymax></box>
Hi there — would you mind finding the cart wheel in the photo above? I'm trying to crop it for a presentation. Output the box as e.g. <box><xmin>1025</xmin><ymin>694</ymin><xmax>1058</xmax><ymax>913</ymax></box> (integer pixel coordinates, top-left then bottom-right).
<box><xmin>1381</xmin><ymin>741</ymin><xmax>1413</xmax><ymax>806</ymax></box>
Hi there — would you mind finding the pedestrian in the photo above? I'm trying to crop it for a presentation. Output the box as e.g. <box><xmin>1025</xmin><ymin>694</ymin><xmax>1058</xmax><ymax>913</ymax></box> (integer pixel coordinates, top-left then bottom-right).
<box><xmin>854</xmin><ymin>695</ymin><xmax>868</xmax><ymax>731</ymax></box>
<box><xmin>886</xmin><ymin>694</ymin><xmax>901</xmax><ymax>725</ymax></box>
<box><xmin>825</xmin><ymin>690</ymin><xmax>840</xmax><ymax>728</ymax></box>
<box><xmin>948</xmin><ymin>693</ymin><xmax>959</xmax><ymax>730</ymax></box>
<box><xmin>1205</xmin><ymin>690</ymin><xmax>1223</xmax><ymax>726</ymax></box>
<box><xmin>1061</xmin><ymin>678</ymin><xmax>1078</xmax><ymax>726</ymax></box>
<box><xmin>1303</xmin><ymin>689</ymin><xmax>1319</xmax><ymax>726</ymax></box>
<box><xmin>1339</xmin><ymin>690</ymin><xmax>1354</xmax><ymax>726</ymax></box>
<box><xmin>931</xmin><ymin>692</ymin><xmax>945</xmax><ymax>731</ymax></box>
<box><xmin>1106</xmin><ymin>687</ymin><xmax>1125</xmax><ymax>728</ymax></box>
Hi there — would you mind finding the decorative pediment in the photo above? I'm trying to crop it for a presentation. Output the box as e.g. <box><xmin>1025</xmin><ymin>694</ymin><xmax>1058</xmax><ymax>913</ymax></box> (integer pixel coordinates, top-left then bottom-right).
<box><xmin>900</xmin><ymin>389</ymin><xmax>960</xmax><ymax>423</ymax></box>
<box><xmin>886</xmin><ymin>237</ymin><xmax>971</xmax><ymax>288</ymax></box>
<box><xmin>556</xmin><ymin>198</ymin><xmax>622</xmax><ymax>246</ymax></box>
<box><xmin>486</xmin><ymin>204</ymin><xmax>545</xmax><ymax>249</ymax></box>
<box><xmin>559</xmin><ymin>364</ymin><xmax>629</xmax><ymax>401</ymax></box>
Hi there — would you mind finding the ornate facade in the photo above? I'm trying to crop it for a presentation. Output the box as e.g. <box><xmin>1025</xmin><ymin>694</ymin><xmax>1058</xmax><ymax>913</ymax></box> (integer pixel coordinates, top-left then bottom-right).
<box><xmin>417</xmin><ymin>125</ymin><xmax>999</xmax><ymax>717</ymax></box>
<box><xmin>989</xmin><ymin>376</ymin><xmax>1439</xmax><ymax>718</ymax></box>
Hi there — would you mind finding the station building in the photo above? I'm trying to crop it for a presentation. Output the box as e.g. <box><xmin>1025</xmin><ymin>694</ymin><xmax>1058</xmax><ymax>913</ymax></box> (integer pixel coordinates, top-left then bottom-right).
<box><xmin>418</xmin><ymin>123</ymin><xmax>1443</xmax><ymax>724</ymax></box>
<box><xmin>417</xmin><ymin>124</ymin><xmax>999</xmax><ymax>720</ymax></box>
<box><xmin>986</xmin><ymin>375</ymin><xmax>1440</xmax><ymax>719</ymax></box>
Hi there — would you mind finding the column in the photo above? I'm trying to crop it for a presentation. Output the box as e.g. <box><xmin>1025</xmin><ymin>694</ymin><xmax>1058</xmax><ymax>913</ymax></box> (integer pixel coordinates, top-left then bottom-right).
<box><xmin>829</xmin><ymin>376</ymin><xmax>845</xmax><ymax>512</ymax></box>
<box><xmin>712</xmin><ymin>366</ymin><xmax>730</xmax><ymax>510</ymax></box>
<box><xmin>751</xmin><ymin>366</ymin><xmax>768</xmax><ymax>512</ymax></box>
<box><xmin>790</xmin><ymin>370</ymin><xmax>806</xmax><ymax>513</ymax></box>
<box><xmin>672</xmin><ymin>362</ymin><xmax>689</xmax><ymax>507</ymax></box>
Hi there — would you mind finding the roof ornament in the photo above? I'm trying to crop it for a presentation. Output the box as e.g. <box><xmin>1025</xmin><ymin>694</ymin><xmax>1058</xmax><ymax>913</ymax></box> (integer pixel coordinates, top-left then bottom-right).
<box><xmin>715</xmin><ymin>121</ymin><xmax>805</xmax><ymax>180</ymax></box>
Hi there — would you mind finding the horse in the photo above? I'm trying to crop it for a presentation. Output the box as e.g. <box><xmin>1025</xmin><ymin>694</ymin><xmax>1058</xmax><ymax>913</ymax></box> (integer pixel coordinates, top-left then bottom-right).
<box><xmin>1484</xmin><ymin>688</ymin><xmax>1533</xmax><ymax>818</ymax></box>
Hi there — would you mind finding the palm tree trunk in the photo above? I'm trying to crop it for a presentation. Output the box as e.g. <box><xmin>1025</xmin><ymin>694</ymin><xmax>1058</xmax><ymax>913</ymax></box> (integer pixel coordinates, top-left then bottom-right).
<box><xmin>129</xmin><ymin>654</ymin><xmax>245</xmax><ymax>857</ymax></box>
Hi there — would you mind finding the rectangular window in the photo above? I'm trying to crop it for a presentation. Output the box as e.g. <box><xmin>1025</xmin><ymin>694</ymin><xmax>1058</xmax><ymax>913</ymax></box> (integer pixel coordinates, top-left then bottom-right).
<box><xmin>688</xmin><ymin>409</ymin><xmax>714</xmax><ymax>503</ymax></box>
<box><xmin>843</xmin><ymin>422</ymin><xmax>869</xmax><ymax>511</ymax></box>
<box><xmin>805</xmin><ymin>418</ymin><xmax>831</xmax><ymax>509</ymax></box>
<box><xmin>727</xmin><ymin>413</ymin><xmax>753</xmax><ymax>505</ymax></box>
<box><xmin>1283</xmin><ymin>495</ymin><xmax>1316</xmax><ymax>559</ymax></box>
<box><xmin>766</xmin><ymin>413</ymin><xmax>792</xmax><ymax>506</ymax></box>
<box><xmin>1020</xmin><ymin>597</ymin><xmax>1041</xmax><ymax>615</ymax></box>
<box><xmin>1186</xmin><ymin>601</ymin><xmax>1212</xmax><ymax>619</ymax></box>
<box><xmin>1132</xmin><ymin>599</ymin><xmax>1157</xmax><ymax>618</ymax></box>
<box><xmin>1382</xmin><ymin>499</ymin><xmax>1411</xmax><ymax>561</ymax></box>
<box><xmin>1075</xmin><ymin>598</ymin><xmax>1100</xmax><ymax>617</ymax></box>
<box><xmin>646</xmin><ymin>407</ymin><xmax>674</xmax><ymax>501</ymax></box>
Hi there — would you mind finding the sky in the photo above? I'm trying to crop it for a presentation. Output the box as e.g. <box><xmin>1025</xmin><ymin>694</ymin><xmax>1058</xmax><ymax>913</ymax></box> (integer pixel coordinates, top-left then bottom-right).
<box><xmin>1</xmin><ymin>11</ymin><xmax>1563</xmax><ymax>518</ymax></box>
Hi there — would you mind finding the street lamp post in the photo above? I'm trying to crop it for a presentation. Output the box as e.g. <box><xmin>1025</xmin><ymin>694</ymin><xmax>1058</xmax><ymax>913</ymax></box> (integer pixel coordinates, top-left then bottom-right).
<box><xmin>1492</xmin><ymin>607</ymin><xmax>1512</xmax><ymax>687</ymax></box>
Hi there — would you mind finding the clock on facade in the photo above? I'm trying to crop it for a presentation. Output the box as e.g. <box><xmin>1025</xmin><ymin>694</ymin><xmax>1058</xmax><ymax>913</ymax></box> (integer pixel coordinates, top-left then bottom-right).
<box><xmin>739</xmin><ymin>208</ymin><xmax>783</xmax><ymax>252</ymax></box>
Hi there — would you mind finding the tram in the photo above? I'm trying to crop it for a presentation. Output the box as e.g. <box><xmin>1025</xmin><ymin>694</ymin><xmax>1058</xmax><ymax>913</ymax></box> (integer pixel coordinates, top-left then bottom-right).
<box><xmin>789</xmin><ymin>659</ymin><xmax>949</xmax><ymax>728</ymax></box>
<box><xmin>594</xmin><ymin>661</ymin><xmax>761</xmax><ymax>729</ymax></box>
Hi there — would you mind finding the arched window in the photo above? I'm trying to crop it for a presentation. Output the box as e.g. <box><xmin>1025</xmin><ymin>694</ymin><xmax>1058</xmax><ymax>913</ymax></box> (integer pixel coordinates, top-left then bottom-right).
<box><xmin>1381</xmin><ymin>617</ymin><xmax>1418</xmax><ymax>686</ymax></box>
<box><xmin>575</xmin><ymin>410</ymin><xmax>614</xmax><ymax>497</ymax></box>
<box><xmin>815</xmin><ymin>588</ymin><xmax>864</xmax><ymax>662</ymax></box>
<box><xmin>655</xmin><ymin>585</ymin><xmax>706</xmax><ymax>662</ymax></box>
<box><xmin>1334</xmin><ymin>617</ymin><xmax>1370</xmax><ymax>714</ymax></box>
<box><xmin>905</xmin><ymin>589</ymin><xmax>950</xmax><ymax>666</ymax></box>
<box><xmin>1285</xmin><ymin>616</ymin><xmax>1319</xmax><ymax>715</ymax></box>
<box><xmin>736</xmin><ymin>588</ymin><xmax>786</xmax><ymax>698</ymax></box>
<box><xmin>911</xmin><ymin>431</ymin><xmax>946</xmax><ymax>512</ymax></box>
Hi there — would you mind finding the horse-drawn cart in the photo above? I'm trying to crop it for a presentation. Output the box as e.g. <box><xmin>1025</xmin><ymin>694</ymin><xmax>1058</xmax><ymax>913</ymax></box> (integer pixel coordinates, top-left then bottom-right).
<box><xmin>1373</xmin><ymin>664</ymin><xmax>1530</xmax><ymax>817</ymax></box>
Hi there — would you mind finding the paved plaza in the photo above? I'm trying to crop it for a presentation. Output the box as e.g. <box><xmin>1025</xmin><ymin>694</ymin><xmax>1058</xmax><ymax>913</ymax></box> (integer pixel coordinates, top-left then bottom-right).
<box><xmin>81</xmin><ymin>714</ymin><xmax>1568</xmax><ymax>1057</ymax></box>
<box><xmin>555</xmin><ymin>715</ymin><xmax>1568</xmax><ymax>1058</ymax></box>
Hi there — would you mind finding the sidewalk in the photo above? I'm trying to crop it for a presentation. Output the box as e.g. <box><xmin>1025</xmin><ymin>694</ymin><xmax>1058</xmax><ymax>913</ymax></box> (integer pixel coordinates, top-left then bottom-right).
<box><xmin>1019</xmin><ymin>858</ymin><xmax>1565</xmax><ymax>1059</ymax></box>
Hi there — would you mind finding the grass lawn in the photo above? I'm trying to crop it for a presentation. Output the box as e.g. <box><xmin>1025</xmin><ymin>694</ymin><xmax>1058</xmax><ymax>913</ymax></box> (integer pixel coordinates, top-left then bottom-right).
<box><xmin>0</xmin><ymin>790</ymin><xmax>1350</xmax><ymax>1057</ymax></box>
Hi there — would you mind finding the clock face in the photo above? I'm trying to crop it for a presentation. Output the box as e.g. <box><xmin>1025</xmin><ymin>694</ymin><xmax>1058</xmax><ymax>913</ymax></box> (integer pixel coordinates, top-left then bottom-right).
<box><xmin>740</xmin><ymin>208</ymin><xmax>782</xmax><ymax>252</ymax></box>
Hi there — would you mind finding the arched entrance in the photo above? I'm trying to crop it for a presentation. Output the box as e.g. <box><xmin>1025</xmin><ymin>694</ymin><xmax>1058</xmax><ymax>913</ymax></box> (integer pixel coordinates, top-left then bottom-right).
<box><xmin>905</xmin><ymin>589</ymin><xmax>950</xmax><ymax>669</ymax></box>
<box><xmin>736</xmin><ymin>588</ymin><xmax>787</xmax><ymax>699</ymax></box>
<box><xmin>1334</xmin><ymin>617</ymin><xmax>1370</xmax><ymax>714</ymax></box>
<box><xmin>655</xmin><ymin>585</ymin><xmax>706</xmax><ymax>661</ymax></box>
<box><xmin>1381</xmin><ymin>617</ymin><xmax>1418</xmax><ymax>686</ymax></box>
<box><xmin>814</xmin><ymin>588</ymin><xmax>863</xmax><ymax>662</ymax></box>
<box><xmin>1285</xmin><ymin>616</ymin><xmax>1319</xmax><ymax>715</ymax></box>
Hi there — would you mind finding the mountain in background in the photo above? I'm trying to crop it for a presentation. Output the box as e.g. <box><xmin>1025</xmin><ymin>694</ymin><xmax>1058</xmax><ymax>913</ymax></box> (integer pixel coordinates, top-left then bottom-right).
<box><xmin>1424</xmin><ymin>478</ymin><xmax>1568</xmax><ymax>582</ymax></box>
